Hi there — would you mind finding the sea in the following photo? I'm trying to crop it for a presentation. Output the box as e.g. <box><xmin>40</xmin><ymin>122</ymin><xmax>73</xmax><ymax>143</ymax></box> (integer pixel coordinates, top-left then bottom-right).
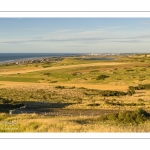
<box><xmin>0</xmin><ymin>53</ymin><xmax>82</xmax><ymax>64</ymax></box>
<box><xmin>0</xmin><ymin>53</ymin><xmax>146</xmax><ymax>64</ymax></box>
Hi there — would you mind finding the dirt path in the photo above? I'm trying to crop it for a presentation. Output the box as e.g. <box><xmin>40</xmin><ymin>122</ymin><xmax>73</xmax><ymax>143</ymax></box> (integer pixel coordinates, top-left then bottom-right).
<box><xmin>0</xmin><ymin>62</ymin><xmax>129</xmax><ymax>75</ymax></box>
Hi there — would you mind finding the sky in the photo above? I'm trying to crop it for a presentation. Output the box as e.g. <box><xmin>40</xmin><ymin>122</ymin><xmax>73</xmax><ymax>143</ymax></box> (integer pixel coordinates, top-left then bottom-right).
<box><xmin>0</xmin><ymin>18</ymin><xmax>150</xmax><ymax>53</ymax></box>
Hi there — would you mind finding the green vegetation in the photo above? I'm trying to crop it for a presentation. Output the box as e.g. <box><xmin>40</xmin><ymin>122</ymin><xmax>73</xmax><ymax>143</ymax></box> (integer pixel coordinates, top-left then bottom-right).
<box><xmin>87</xmin><ymin>103</ymin><xmax>100</xmax><ymax>106</ymax></box>
<box><xmin>96</xmin><ymin>75</ymin><xmax>109</xmax><ymax>80</ymax></box>
<box><xmin>0</xmin><ymin>76</ymin><xmax>40</xmax><ymax>82</ymax></box>
<box><xmin>100</xmin><ymin>90</ymin><xmax>127</xmax><ymax>97</ymax></box>
<box><xmin>1</xmin><ymin>54</ymin><xmax>150</xmax><ymax>132</ymax></box>
<box><xmin>104</xmin><ymin>100</ymin><xmax>145</xmax><ymax>106</ymax></box>
<box><xmin>74</xmin><ymin>108</ymin><xmax>150</xmax><ymax>126</ymax></box>
<box><xmin>129</xmin><ymin>84</ymin><xmax>150</xmax><ymax>90</ymax></box>
<box><xmin>98</xmin><ymin>108</ymin><xmax>150</xmax><ymax>125</ymax></box>
<box><xmin>55</xmin><ymin>86</ymin><xmax>65</xmax><ymax>89</ymax></box>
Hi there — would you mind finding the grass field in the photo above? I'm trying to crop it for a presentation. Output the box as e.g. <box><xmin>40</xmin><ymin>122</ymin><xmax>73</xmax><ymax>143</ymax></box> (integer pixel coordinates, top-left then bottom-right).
<box><xmin>1</xmin><ymin>54</ymin><xmax>150</xmax><ymax>132</ymax></box>
<box><xmin>1</xmin><ymin>113</ymin><xmax>150</xmax><ymax>132</ymax></box>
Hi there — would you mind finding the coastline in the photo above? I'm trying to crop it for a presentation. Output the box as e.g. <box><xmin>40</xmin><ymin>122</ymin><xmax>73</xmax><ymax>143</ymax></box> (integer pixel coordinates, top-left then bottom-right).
<box><xmin>0</xmin><ymin>53</ymin><xmax>82</xmax><ymax>65</ymax></box>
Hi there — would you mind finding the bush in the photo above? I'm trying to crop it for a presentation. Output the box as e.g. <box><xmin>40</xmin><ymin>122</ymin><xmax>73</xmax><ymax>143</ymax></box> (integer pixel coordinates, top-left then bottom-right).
<box><xmin>104</xmin><ymin>100</ymin><xmax>121</xmax><ymax>106</ymax></box>
<box><xmin>104</xmin><ymin>101</ymin><xmax>144</xmax><ymax>107</ymax></box>
<box><xmin>87</xmin><ymin>103</ymin><xmax>100</xmax><ymax>106</ymax></box>
<box><xmin>107</xmin><ymin>113</ymin><xmax>118</xmax><ymax>120</ymax></box>
<box><xmin>71</xmin><ymin>72</ymin><xmax>82</xmax><ymax>76</ymax></box>
<box><xmin>127</xmin><ymin>90</ymin><xmax>135</xmax><ymax>96</ymax></box>
<box><xmin>140</xmin><ymin>68</ymin><xmax>146</xmax><ymax>71</ymax></box>
<box><xmin>49</xmin><ymin>80</ymin><xmax>58</xmax><ymax>83</ymax></box>
<box><xmin>0</xmin><ymin>98</ymin><xmax>13</xmax><ymax>104</ymax></box>
<box><xmin>138</xmin><ymin>99</ymin><xmax>144</xmax><ymax>102</ymax></box>
<box><xmin>78</xmin><ymin>87</ymin><xmax>87</xmax><ymax>89</ymax></box>
<box><xmin>90</xmin><ymin>70</ymin><xmax>99</xmax><ymax>72</ymax></box>
<box><xmin>128</xmin><ymin>84</ymin><xmax>150</xmax><ymax>91</ymax></box>
<box><xmin>96</xmin><ymin>75</ymin><xmax>109</xmax><ymax>80</ymax></box>
<box><xmin>67</xmin><ymin>86</ymin><xmax>75</xmax><ymax>89</ymax></box>
<box><xmin>144</xmin><ymin>84</ymin><xmax>150</xmax><ymax>90</ymax></box>
<box><xmin>55</xmin><ymin>86</ymin><xmax>65</xmax><ymax>89</ymax></box>
<box><xmin>98</xmin><ymin>108</ymin><xmax>150</xmax><ymax>125</ymax></box>
<box><xmin>43</xmin><ymin>72</ymin><xmax>51</xmax><ymax>76</ymax></box>
<box><xmin>100</xmin><ymin>90</ymin><xmax>126</xmax><ymax>97</ymax></box>
<box><xmin>128</xmin><ymin>86</ymin><xmax>135</xmax><ymax>91</ymax></box>
<box><xmin>126</xmin><ymin>69</ymin><xmax>134</xmax><ymax>72</ymax></box>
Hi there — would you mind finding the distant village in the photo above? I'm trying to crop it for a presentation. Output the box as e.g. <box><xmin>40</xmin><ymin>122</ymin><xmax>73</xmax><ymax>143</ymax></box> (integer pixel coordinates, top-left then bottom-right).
<box><xmin>2</xmin><ymin>53</ymin><xmax>150</xmax><ymax>66</ymax></box>
<box><xmin>4</xmin><ymin>57</ymin><xmax>63</xmax><ymax>66</ymax></box>
<box><xmin>87</xmin><ymin>53</ymin><xmax>141</xmax><ymax>56</ymax></box>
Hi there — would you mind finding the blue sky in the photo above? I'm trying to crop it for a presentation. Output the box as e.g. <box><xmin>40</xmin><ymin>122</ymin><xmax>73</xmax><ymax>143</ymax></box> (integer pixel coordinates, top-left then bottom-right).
<box><xmin>0</xmin><ymin>18</ymin><xmax>150</xmax><ymax>53</ymax></box>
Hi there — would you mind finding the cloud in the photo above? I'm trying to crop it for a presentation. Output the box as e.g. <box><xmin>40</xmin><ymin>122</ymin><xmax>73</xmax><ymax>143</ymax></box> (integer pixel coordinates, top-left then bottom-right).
<box><xmin>1</xmin><ymin>27</ymin><xmax>150</xmax><ymax>45</ymax></box>
<box><xmin>1</xmin><ymin>37</ymin><xmax>150</xmax><ymax>44</ymax></box>
<box><xmin>2</xmin><ymin>35</ymin><xmax>150</xmax><ymax>44</ymax></box>
<box><xmin>0</xmin><ymin>37</ymin><xmax>107</xmax><ymax>44</ymax></box>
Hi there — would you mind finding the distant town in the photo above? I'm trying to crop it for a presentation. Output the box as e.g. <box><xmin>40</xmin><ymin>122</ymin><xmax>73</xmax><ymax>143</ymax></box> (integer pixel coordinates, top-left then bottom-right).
<box><xmin>2</xmin><ymin>57</ymin><xmax>63</xmax><ymax>66</ymax></box>
<box><xmin>1</xmin><ymin>53</ymin><xmax>150</xmax><ymax>66</ymax></box>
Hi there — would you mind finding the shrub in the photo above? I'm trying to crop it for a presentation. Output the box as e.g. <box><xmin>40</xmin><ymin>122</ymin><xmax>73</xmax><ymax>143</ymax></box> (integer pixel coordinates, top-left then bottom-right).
<box><xmin>28</xmin><ymin>122</ymin><xmax>41</xmax><ymax>130</ymax></box>
<box><xmin>71</xmin><ymin>72</ymin><xmax>82</xmax><ymax>76</ymax></box>
<box><xmin>100</xmin><ymin>90</ymin><xmax>126</xmax><ymax>97</ymax></box>
<box><xmin>140</xmin><ymin>68</ymin><xmax>146</xmax><ymax>71</ymax></box>
<box><xmin>67</xmin><ymin>86</ymin><xmax>75</xmax><ymax>89</ymax></box>
<box><xmin>78</xmin><ymin>87</ymin><xmax>86</xmax><ymax>89</ymax></box>
<box><xmin>96</xmin><ymin>75</ymin><xmax>109</xmax><ymax>80</ymax></box>
<box><xmin>0</xmin><ymin>98</ymin><xmax>13</xmax><ymax>104</ymax></box>
<box><xmin>104</xmin><ymin>101</ymin><xmax>144</xmax><ymax>107</ymax></box>
<box><xmin>126</xmin><ymin>69</ymin><xmax>134</xmax><ymax>72</ymax></box>
<box><xmin>42</xmin><ymin>65</ymin><xmax>50</xmax><ymax>68</ymax></box>
<box><xmin>144</xmin><ymin>84</ymin><xmax>150</xmax><ymax>90</ymax></box>
<box><xmin>49</xmin><ymin>80</ymin><xmax>58</xmax><ymax>83</ymax></box>
<box><xmin>98</xmin><ymin>108</ymin><xmax>150</xmax><ymax>125</ymax></box>
<box><xmin>55</xmin><ymin>86</ymin><xmax>65</xmax><ymax>89</ymax></box>
<box><xmin>87</xmin><ymin>103</ymin><xmax>100</xmax><ymax>106</ymax></box>
<box><xmin>90</xmin><ymin>70</ymin><xmax>99</xmax><ymax>72</ymax></box>
<box><xmin>43</xmin><ymin>72</ymin><xmax>51</xmax><ymax>76</ymax></box>
<box><xmin>128</xmin><ymin>84</ymin><xmax>150</xmax><ymax>91</ymax></box>
<box><xmin>128</xmin><ymin>86</ymin><xmax>135</xmax><ymax>91</ymax></box>
<box><xmin>138</xmin><ymin>99</ymin><xmax>144</xmax><ymax>102</ymax></box>
<box><xmin>107</xmin><ymin>113</ymin><xmax>118</xmax><ymax>120</ymax></box>
<box><xmin>127</xmin><ymin>89</ymin><xmax>135</xmax><ymax>96</ymax></box>
<box><xmin>139</xmin><ymin>78</ymin><xmax>145</xmax><ymax>81</ymax></box>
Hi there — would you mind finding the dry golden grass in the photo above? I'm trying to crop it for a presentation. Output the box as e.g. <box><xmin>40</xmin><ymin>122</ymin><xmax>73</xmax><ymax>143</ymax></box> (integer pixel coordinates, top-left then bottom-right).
<box><xmin>1</xmin><ymin>56</ymin><xmax>150</xmax><ymax>132</ymax></box>
<box><xmin>0</xmin><ymin>114</ymin><xmax>150</xmax><ymax>132</ymax></box>
<box><xmin>0</xmin><ymin>81</ymin><xmax>128</xmax><ymax>91</ymax></box>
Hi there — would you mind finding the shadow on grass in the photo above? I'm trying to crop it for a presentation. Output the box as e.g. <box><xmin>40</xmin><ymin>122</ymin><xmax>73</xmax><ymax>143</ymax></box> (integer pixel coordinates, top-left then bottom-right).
<box><xmin>23</xmin><ymin>101</ymin><xmax>75</xmax><ymax>108</ymax></box>
<box><xmin>0</xmin><ymin>103</ymin><xmax>25</xmax><ymax>113</ymax></box>
<box><xmin>0</xmin><ymin>101</ymin><xmax>75</xmax><ymax>114</ymax></box>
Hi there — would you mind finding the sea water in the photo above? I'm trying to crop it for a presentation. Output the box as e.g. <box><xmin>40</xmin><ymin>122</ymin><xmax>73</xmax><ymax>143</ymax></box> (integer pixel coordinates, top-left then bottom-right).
<box><xmin>0</xmin><ymin>53</ymin><xmax>81</xmax><ymax>63</ymax></box>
